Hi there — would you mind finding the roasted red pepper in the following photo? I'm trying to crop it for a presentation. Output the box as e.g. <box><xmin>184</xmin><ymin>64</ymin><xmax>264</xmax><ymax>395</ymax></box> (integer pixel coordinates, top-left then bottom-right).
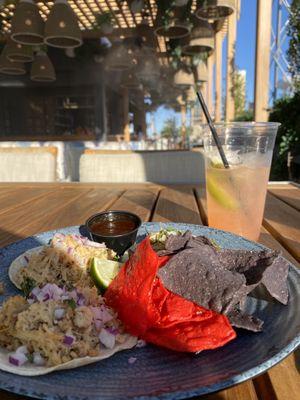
<box><xmin>105</xmin><ymin>238</ymin><xmax>236</xmax><ymax>352</ymax></box>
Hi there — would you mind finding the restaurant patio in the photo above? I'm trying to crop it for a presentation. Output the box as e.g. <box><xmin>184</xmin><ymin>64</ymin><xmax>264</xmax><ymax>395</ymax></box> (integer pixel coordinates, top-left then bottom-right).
<box><xmin>0</xmin><ymin>1</ymin><xmax>299</xmax><ymax>400</ymax></box>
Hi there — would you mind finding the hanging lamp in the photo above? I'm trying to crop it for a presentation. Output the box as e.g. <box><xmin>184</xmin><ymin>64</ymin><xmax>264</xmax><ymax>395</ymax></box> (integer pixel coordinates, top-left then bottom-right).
<box><xmin>0</xmin><ymin>55</ymin><xmax>26</xmax><ymax>75</ymax></box>
<box><xmin>174</xmin><ymin>69</ymin><xmax>195</xmax><ymax>88</ymax></box>
<box><xmin>196</xmin><ymin>0</ymin><xmax>235</xmax><ymax>20</ymax></box>
<box><xmin>10</xmin><ymin>0</ymin><xmax>44</xmax><ymax>46</ymax></box>
<box><xmin>181</xmin><ymin>20</ymin><xmax>214</xmax><ymax>55</ymax></box>
<box><xmin>30</xmin><ymin>52</ymin><xmax>56</xmax><ymax>82</ymax></box>
<box><xmin>45</xmin><ymin>0</ymin><xmax>82</xmax><ymax>48</ymax></box>
<box><xmin>105</xmin><ymin>42</ymin><xmax>133</xmax><ymax>71</ymax></box>
<box><xmin>5</xmin><ymin>40</ymin><xmax>33</xmax><ymax>63</ymax></box>
<box><xmin>121</xmin><ymin>71</ymin><xmax>143</xmax><ymax>90</ymax></box>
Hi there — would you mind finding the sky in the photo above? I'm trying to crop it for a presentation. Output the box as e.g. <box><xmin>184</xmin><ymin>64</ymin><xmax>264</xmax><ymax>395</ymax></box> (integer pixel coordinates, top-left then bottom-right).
<box><xmin>149</xmin><ymin>0</ymin><xmax>291</xmax><ymax>135</ymax></box>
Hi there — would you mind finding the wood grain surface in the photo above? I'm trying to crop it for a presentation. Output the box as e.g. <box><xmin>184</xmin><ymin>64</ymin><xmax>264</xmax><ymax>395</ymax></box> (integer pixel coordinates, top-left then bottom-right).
<box><xmin>0</xmin><ymin>182</ymin><xmax>298</xmax><ymax>400</ymax></box>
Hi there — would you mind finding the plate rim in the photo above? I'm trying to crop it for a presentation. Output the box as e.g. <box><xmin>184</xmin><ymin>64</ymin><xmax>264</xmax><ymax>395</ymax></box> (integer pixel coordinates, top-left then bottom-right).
<box><xmin>0</xmin><ymin>223</ymin><xmax>299</xmax><ymax>400</ymax></box>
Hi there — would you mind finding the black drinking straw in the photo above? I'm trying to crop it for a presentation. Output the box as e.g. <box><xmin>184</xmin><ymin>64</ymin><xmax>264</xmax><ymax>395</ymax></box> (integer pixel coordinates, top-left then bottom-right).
<box><xmin>196</xmin><ymin>91</ymin><xmax>230</xmax><ymax>169</ymax></box>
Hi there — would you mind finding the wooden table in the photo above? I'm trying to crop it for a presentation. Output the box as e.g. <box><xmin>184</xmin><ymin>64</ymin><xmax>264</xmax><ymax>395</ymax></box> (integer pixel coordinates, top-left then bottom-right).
<box><xmin>0</xmin><ymin>182</ymin><xmax>299</xmax><ymax>400</ymax></box>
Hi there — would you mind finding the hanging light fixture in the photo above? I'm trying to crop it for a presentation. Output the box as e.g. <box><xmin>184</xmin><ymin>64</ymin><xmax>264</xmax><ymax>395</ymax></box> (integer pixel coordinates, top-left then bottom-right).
<box><xmin>30</xmin><ymin>52</ymin><xmax>56</xmax><ymax>82</ymax></box>
<box><xmin>0</xmin><ymin>55</ymin><xmax>26</xmax><ymax>75</ymax></box>
<box><xmin>181</xmin><ymin>20</ymin><xmax>214</xmax><ymax>55</ymax></box>
<box><xmin>105</xmin><ymin>42</ymin><xmax>133</xmax><ymax>71</ymax></box>
<box><xmin>196</xmin><ymin>0</ymin><xmax>235</xmax><ymax>20</ymax></box>
<box><xmin>45</xmin><ymin>0</ymin><xmax>82</xmax><ymax>48</ymax></box>
<box><xmin>174</xmin><ymin>69</ymin><xmax>195</xmax><ymax>88</ymax></box>
<box><xmin>5</xmin><ymin>40</ymin><xmax>34</xmax><ymax>63</ymax></box>
<box><xmin>136</xmin><ymin>49</ymin><xmax>160</xmax><ymax>86</ymax></box>
<box><xmin>121</xmin><ymin>71</ymin><xmax>143</xmax><ymax>90</ymax></box>
<box><xmin>10</xmin><ymin>0</ymin><xmax>44</xmax><ymax>46</ymax></box>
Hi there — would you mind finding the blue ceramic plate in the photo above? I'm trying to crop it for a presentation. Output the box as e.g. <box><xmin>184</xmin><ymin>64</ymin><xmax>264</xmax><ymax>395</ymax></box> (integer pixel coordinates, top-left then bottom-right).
<box><xmin>0</xmin><ymin>223</ymin><xmax>299</xmax><ymax>400</ymax></box>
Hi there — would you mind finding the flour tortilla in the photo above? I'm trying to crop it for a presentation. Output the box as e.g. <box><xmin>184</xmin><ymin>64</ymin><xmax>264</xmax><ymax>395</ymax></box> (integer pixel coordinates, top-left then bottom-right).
<box><xmin>0</xmin><ymin>335</ymin><xmax>137</xmax><ymax>376</ymax></box>
<box><xmin>8</xmin><ymin>247</ymin><xmax>43</xmax><ymax>290</ymax></box>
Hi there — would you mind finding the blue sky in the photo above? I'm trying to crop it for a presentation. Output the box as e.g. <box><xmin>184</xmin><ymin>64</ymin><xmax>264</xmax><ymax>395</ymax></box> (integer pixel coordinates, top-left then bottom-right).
<box><xmin>149</xmin><ymin>0</ymin><xmax>291</xmax><ymax>134</ymax></box>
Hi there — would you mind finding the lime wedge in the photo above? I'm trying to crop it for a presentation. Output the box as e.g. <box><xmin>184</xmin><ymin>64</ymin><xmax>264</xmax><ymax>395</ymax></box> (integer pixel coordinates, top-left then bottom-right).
<box><xmin>210</xmin><ymin>160</ymin><xmax>224</xmax><ymax>169</ymax></box>
<box><xmin>90</xmin><ymin>258</ymin><xmax>121</xmax><ymax>293</ymax></box>
<box><xmin>207</xmin><ymin>175</ymin><xmax>239</xmax><ymax>211</ymax></box>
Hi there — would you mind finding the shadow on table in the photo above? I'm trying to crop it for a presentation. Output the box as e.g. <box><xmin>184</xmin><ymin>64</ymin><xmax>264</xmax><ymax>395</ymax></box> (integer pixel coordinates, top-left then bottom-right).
<box><xmin>294</xmin><ymin>348</ymin><xmax>300</xmax><ymax>373</ymax></box>
<box><xmin>0</xmin><ymin>228</ymin><xmax>33</xmax><ymax>249</ymax></box>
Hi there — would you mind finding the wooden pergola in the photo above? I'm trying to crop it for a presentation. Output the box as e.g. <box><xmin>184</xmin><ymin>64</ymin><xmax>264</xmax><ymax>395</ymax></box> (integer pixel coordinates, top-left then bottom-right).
<box><xmin>0</xmin><ymin>0</ymin><xmax>273</xmax><ymax>141</ymax></box>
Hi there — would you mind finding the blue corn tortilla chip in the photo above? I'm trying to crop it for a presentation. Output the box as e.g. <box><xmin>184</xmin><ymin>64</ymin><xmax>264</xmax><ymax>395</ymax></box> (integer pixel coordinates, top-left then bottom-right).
<box><xmin>157</xmin><ymin>231</ymin><xmax>290</xmax><ymax>332</ymax></box>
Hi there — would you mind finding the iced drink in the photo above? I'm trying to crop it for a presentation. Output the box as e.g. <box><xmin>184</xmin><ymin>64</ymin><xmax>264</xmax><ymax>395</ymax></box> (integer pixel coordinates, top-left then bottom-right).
<box><xmin>203</xmin><ymin>123</ymin><xmax>280</xmax><ymax>241</ymax></box>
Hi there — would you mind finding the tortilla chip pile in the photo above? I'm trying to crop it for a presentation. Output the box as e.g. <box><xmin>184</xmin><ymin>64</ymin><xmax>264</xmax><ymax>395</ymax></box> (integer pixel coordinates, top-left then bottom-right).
<box><xmin>157</xmin><ymin>231</ymin><xmax>290</xmax><ymax>332</ymax></box>
<box><xmin>105</xmin><ymin>238</ymin><xmax>236</xmax><ymax>353</ymax></box>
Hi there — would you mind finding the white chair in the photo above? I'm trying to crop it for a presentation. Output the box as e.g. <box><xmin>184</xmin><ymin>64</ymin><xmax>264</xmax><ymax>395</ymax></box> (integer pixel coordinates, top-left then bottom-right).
<box><xmin>79</xmin><ymin>150</ymin><xmax>205</xmax><ymax>184</ymax></box>
<box><xmin>0</xmin><ymin>147</ymin><xmax>57</xmax><ymax>182</ymax></box>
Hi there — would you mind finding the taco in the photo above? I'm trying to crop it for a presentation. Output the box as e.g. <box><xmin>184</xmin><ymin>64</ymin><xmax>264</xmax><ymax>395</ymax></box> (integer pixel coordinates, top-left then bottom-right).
<box><xmin>0</xmin><ymin>284</ymin><xmax>137</xmax><ymax>376</ymax></box>
<box><xmin>9</xmin><ymin>234</ymin><xmax>115</xmax><ymax>292</ymax></box>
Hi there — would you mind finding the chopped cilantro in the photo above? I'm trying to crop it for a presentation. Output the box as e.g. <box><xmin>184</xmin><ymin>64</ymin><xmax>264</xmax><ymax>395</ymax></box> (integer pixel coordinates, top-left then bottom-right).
<box><xmin>64</xmin><ymin>298</ymin><xmax>76</xmax><ymax>310</ymax></box>
<box><xmin>21</xmin><ymin>277</ymin><xmax>37</xmax><ymax>298</ymax></box>
<box><xmin>26</xmin><ymin>353</ymin><xmax>34</xmax><ymax>363</ymax></box>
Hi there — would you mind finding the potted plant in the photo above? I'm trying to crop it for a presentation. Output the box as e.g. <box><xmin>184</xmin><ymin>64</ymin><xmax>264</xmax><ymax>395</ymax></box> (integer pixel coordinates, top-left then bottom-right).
<box><xmin>155</xmin><ymin>0</ymin><xmax>193</xmax><ymax>39</ymax></box>
<box><xmin>94</xmin><ymin>11</ymin><xmax>114</xmax><ymax>35</ymax></box>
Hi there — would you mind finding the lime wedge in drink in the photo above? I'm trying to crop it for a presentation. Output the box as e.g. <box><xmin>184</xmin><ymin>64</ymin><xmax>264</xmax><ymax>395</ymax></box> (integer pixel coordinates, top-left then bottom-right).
<box><xmin>206</xmin><ymin>175</ymin><xmax>239</xmax><ymax>211</ymax></box>
<box><xmin>90</xmin><ymin>258</ymin><xmax>121</xmax><ymax>293</ymax></box>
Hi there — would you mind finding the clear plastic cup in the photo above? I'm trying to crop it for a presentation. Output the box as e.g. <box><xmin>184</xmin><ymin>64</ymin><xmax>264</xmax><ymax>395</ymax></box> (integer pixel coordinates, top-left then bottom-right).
<box><xmin>203</xmin><ymin>122</ymin><xmax>280</xmax><ymax>241</ymax></box>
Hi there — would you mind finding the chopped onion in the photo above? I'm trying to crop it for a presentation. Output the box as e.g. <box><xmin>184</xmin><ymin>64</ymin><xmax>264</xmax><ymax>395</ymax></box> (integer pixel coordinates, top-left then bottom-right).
<box><xmin>33</xmin><ymin>352</ymin><xmax>46</xmax><ymax>366</ymax></box>
<box><xmin>63</xmin><ymin>335</ymin><xmax>75</xmax><ymax>346</ymax></box>
<box><xmin>54</xmin><ymin>308</ymin><xmax>65</xmax><ymax>320</ymax></box>
<box><xmin>106</xmin><ymin>327</ymin><xmax>119</xmax><ymax>336</ymax></box>
<box><xmin>9</xmin><ymin>352</ymin><xmax>27</xmax><ymax>366</ymax></box>
<box><xmin>16</xmin><ymin>345</ymin><xmax>28</xmax><ymax>355</ymax></box>
<box><xmin>91</xmin><ymin>306</ymin><xmax>114</xmax><ymax>324</ymax></box>
<box><xmin>76</xmin><ymin>293</ymin><xmax>85</xmax><ymax>306</ymax></box>
<box><xmin>99</xmin><ymin>329</ymin><xmax>116</xmax><ymax>349</ymax></box>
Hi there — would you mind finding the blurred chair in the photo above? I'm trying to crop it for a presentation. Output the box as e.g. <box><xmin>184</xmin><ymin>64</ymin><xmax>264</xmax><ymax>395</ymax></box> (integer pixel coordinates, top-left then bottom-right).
<box><xmin>0</xmin><ymin>147</ymin><xmax>57</xmax><ymax>182</ymax></box>
<box><xmin>79</xmin><ymin>150</ymin><xmax>205</xmax><ymax>184</ymax></box>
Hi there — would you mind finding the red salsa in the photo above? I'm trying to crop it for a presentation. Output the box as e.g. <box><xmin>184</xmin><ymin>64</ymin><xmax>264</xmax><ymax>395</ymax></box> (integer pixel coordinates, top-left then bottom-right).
<box><xmin>90</xmin><ymin>218</ymin><xmax>137</xmax><ymax>236</ymax></box>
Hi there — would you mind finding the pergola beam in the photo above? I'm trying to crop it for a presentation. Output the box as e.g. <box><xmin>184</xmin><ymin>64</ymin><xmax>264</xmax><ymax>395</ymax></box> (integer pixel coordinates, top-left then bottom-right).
<box><xmin>215</xmin><ymin>30</ymin><xmax>223</xmax><ymax>122</ymax></box>
<box><xmin>254</xmin><ymin>0</ymin><xmax>272</xmax><ymax>121</ymax></box>
<box><xmin>225</xmin><ymin>10</ymin><xmax>237</xmax><ymax>122</ymax></box>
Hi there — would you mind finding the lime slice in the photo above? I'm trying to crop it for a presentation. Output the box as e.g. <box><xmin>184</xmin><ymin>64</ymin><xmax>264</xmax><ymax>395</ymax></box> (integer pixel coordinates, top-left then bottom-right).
<box><xmin>207</xmin><ymin>175</ymin><xmax>239</xmax><ymax>211</ymax></box>
<box><xmin>210</xmin><ymin>160</ymin><xmax>224</xmax><ymax>169</ymax></box>
<box><xmin>90</xmin><ymin>258</ymin><xmax>121</xmax><ymax>292</ymax></box>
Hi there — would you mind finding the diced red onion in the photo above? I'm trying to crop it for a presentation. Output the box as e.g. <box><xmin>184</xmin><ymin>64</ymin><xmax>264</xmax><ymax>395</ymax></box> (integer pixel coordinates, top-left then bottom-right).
<box><xmin>91</xmin><ymin>306</ymin><xmax>114</xmax><ymax>324</ymax></box>
<box><xmin>106</xmin><ymin>327</ymin><xmax>119</xmax><ymax>336</ymax></box>
<box><xmin>33</xmin><ymin>352</ymin><xmax>46</xmax><ymax>366</ymax></box>
<box><xmin>16</xmin><ymin>345</ymin><xmax>28</xmax><ymax>355</ymax></box>
<box><xmin>99</xmin><ymin>329</ymin><xmax>116</xmax><ymax>349</ymax></box>
<box><xmin>31</xmin><ymin>287</ymin><xmax>40</xmax><ymax>297</ymax></box>
<box><xmin>24</xmin><ymin>255</ymin><xmax>29</xmax><ymax>263</ymax></box>
<box><xmin>76</xmin><ymin>293</ymin><xmax>85</xmax><ymax>306</ymax></box>
<box><xmin>54</xmin><ymin>308</ymin><xmax>65</xmax><ymax>320</ymax></box>
<box><xmin>63</xmin><ymin>335</ymin><xmax>75</xmax><ymax>346</ymax></box>
<box><xmin>9</xmin><ymin>352</ymin><xmax>27</xmax><ymax>366</ymax></box>
<box><xmin>128</xmin><ymin>357</ymin><xmax>137</xmax><ymax>364</ymax></box>
<box><xmin>43</xmin><ymin>293</ymin><xmax>50</xmax><ymax>302</ymax></box>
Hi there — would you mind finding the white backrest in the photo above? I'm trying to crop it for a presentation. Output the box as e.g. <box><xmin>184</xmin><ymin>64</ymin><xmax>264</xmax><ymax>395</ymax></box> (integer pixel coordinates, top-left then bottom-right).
<box><xmin>0</xmin><ymin>147</ymin><xmax>57</xmax><ymax>182</ymax></box>
<box><xmin>79</xmin><ymin>150</ymin><xmax>205</xmax><ymax>184</ymax></box>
